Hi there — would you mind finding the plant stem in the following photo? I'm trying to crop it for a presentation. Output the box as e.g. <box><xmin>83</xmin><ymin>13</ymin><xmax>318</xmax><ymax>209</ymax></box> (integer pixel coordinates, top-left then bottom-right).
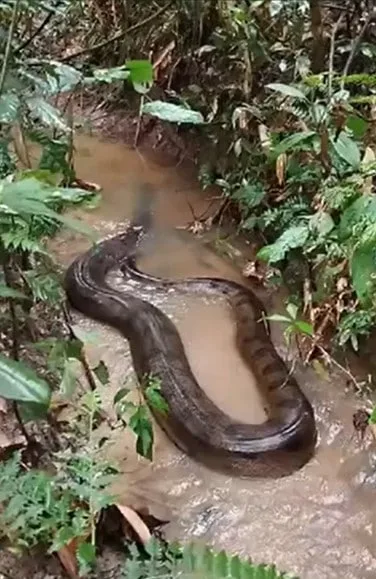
<box><xmin>3</xmin><ymin>261</ymin><xmax>32</xmax><ymax>444</ymax></box>
<box><xmin>0</xmin><ymin>0</ymin><xmax>21</xmax><ymax>95</ymax></box>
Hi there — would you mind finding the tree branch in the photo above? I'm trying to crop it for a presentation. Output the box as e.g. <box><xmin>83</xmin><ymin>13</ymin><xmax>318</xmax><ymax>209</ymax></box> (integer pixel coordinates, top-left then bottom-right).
<box><xmin>61</xmin><ymin>1</ymin><xmax>173</xmax><ymax>62</ymax></box>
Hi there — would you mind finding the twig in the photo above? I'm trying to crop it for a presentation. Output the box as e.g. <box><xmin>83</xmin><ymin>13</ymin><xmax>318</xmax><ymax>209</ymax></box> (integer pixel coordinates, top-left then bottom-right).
<box><xmin>317</xmin><ymin>345</ymin><xmax>362</xmax><ymax>392</ymax></box>
<box><xmin>3</xmin><ymin>261</ymin><xmax>32</xmax><ymax>444</ymax></box>
<box><xmin>0</xmin><ymin>0</ymin><xmax>20</xmax><ymax>95</ymax></box>
<box><xmin>14</xmin><ymin>10</ymin><xmax>53</xmax><ymax>55</ymax></box>
<box><xmin>133</xmin><ymin>94</ymin><xmax>145</xmax><ymax>148</ymax></box>
<box><xmin>62</xmin><ymin>302</ymin><xmax>97</xmax><ymax>392</ymax></box>
<box><xmin>328</xmin><ymin>13</ymin><xmax>345</xmax><ymax>99</ymax></box>
<box><xmin>61</xmin><ymin>1</ymin><xmax>173</xmax><ymax>62</ymax></box>
<box><xmin>340</xmin><ymin>9</ymin><xmax>376</xmax><ymax>90</ymax></box>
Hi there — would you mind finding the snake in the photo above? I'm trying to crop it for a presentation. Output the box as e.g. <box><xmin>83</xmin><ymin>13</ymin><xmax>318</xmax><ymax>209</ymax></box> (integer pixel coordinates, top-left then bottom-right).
<box><xmin>64</xmin><ymin>184</ymin><xmax>317</xmax><ymax>478</ymax></box>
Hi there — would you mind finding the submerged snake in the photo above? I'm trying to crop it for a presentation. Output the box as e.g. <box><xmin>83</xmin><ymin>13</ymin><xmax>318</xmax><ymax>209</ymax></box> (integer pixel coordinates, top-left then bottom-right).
<box><xmin>64</xmin><ymin>184</ymin><xmax>317</xmax><ymax>477</ymax></box>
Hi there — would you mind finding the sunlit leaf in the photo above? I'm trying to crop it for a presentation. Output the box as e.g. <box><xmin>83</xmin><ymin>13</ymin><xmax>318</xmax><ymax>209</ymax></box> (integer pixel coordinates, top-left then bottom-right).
<box><xmin>142</xmin><ymin>101</ymin><xmax>204</xmax><ymax>124</ymax></box>
<box><xmin>267</xmin><ymin>83</ymin><xmax>307</xmax><ymax>100</ymax></box>
<box><xmin>0</xmin><ymin>92</ymin><xmax>19</xmax><ymax>123</ymax></box>
<box><xmin>257</xmin><ymin>225</ymin><xmax>309</xmax><ymax>263</ymax></box>
<box><xmin>26</xmin><ymin>97</ymin><xmax>69</xmax><ymax>132</ymax></box>
<box><xmin>332</xmin><ymin>132</ymin><xmax>361</xmax><ymax>169</ymax></box>
<box><xmin>0</xmin><ymin>354</ymin><xmax>51</xmax><ymax>404</ymax></box>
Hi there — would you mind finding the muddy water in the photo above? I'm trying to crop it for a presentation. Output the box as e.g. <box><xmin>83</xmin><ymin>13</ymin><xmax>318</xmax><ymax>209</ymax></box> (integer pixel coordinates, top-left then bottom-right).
<box><xmin>56</xmin><ymin>135</ymin><xmax>376</xmax><ymax>579</ymax></box>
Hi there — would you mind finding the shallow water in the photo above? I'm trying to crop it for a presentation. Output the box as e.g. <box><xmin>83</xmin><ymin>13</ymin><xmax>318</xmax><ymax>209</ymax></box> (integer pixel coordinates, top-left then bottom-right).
<box><xmin>55</xmin><ymin>134</ymin><xmax>376</xmax><ymax>579</ymax></box>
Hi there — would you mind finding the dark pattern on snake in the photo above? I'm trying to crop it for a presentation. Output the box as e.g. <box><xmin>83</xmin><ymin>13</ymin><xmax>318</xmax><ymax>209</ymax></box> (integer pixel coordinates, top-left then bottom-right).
<box><xmin>64</xmin><ymin>184</ymin><xmax>317</xmax><ymax>478</ymax></box>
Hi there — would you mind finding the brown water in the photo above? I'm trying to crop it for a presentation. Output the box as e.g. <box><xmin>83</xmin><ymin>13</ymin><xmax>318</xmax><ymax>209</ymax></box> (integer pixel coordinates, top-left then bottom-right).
<box><xmin>56</xmin><ymin>134</ymin><xmax>376</xmax><ymax>579</ymax></box>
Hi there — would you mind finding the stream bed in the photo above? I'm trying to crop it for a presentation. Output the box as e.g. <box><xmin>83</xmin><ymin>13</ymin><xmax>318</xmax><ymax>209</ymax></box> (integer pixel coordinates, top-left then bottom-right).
<box><xmin>53</xmin><ymin>134</ymin><xmax>376</xmax><ymax>579</ymax></box>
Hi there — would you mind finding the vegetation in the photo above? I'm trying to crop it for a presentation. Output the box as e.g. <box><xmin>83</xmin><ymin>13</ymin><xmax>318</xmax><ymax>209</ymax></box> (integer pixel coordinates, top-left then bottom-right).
<box><xmin>2</xmin><ymin>0</ymin><xmax>376</xmax><ymax>576</ymax></box>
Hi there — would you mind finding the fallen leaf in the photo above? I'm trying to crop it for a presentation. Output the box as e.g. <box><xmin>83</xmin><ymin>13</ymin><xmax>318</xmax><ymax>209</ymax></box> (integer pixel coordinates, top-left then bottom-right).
<box><xmin>116</xmin><ymin>503</ymin><xmax>151</xmax><ymax>544</ymax></box>
<box><xmin>276</xmin><ymin>152</ymin><xmax>287</xmax><ymax>186</ymax></box>
<box><xmin>57</xmin><ymin>542</ymin><xmax>79</xmax><ymax>579</ymax></box>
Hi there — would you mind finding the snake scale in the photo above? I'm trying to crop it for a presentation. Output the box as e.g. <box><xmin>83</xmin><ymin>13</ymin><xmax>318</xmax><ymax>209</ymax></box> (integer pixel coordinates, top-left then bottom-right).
<box><xmin>64</xmin><ymin>184</ymin><xmax>317</xmax><ymax>478</ymax></box>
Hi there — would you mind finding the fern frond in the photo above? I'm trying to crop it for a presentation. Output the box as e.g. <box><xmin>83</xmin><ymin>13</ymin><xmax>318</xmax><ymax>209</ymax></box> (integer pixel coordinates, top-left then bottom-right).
<box><xmin>123</xmin><ymin>538</ymin><xmax>298</xmax><ymax>578</ymax></box>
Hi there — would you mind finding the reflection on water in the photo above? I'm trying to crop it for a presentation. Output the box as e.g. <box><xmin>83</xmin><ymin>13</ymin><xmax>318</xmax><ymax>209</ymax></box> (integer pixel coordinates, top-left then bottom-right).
<box><xmin>55</xmin><ymin>134</ymin><xmax>376</xmax><ymax>579</ymax></box>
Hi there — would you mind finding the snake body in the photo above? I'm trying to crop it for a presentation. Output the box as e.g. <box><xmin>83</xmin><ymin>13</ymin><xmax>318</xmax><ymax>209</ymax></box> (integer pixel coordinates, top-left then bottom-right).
<box><xmin>64</xmin><ymin>185</ymin><xmax>317</xmax><ymax>477</ymax></box>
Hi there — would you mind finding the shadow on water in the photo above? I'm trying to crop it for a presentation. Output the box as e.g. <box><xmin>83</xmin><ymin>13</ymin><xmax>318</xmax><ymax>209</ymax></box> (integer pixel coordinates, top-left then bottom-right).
<box><xmin>53</xmin><ymin>134</ymin><xmax>376</xmax><ymax>579</ymax></box>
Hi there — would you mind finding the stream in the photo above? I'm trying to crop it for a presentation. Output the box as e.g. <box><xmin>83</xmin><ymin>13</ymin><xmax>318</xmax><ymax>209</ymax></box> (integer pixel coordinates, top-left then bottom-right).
<box><xmin>54</xmin><ymin>134</ymin><xmax>376</xmax><ymax>579</ymax></box>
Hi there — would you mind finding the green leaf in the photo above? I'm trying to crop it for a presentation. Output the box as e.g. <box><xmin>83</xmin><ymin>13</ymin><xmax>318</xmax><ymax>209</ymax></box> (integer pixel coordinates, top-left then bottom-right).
<box><xmin>0</xmin><ymin>92</ymin><xmax>19</xmax><ymax>123</ymax></box>
<box><xmin>142</xmin><ymin>101</ymin><xmax>204</xmax><ymax>124</ymax></box>
<box><xmin>332</xmin><ymin>132</ymin><xmax>361</xmax><ymax>169</ymax></box>
<box><xmin>309</xmin><ymin>211</ymin><xmax>334</xmax><ymax>236</ymax></box>
<box><xmin>368</xmin><ymin>407</ymin><xmax>376</xmax><ymax>425</ymax></box>
<box><xmin>125</xmin><ymin>60</ymin><xmax>153</xmax><ymax>85</ymax></box>
<box><xmin>26</xmin><ymin>97</ymin><xmax>70</xmax><ymax>132</ymax></box>
<box><xmin>113</xmin><ymin>387</ymin><xmax>130</xmax><ymax>405</ymax></box>
<box><xmin>346</xmin><ymin>115</ymin><xmax>368</xmax><ymax>139</ymax></box>
<box><xmin>18</xmin><ymin>401</ymin><xmax>49</xmax><ymax>423</ymax></box>
<box><xmin>60</xmin><ymin>359</ymin><xmax>78</xmax><ymax>398</ymax></box>
<box><xmin>0</xmin><ymin>283</ymin><xmax>27</xmax><ymax>300</ymax></box>
<box><xmin>129</xmin><ymin>406</ymin><xmax>154</xmax><ymax>460</ymax></box>
<box><xmin>77</xmin><ymin>542</ymin><xmax>96</xmax><ymax>576</ymax></box>
<box><xmin>350</xmin><ymin>241</ymin><xmax>376</xmax><ymax>306</ymax></box>
<box><xmin>145</xmin><ymin>382</ymin><xmax>169</xmax><ymax>415</ymax></box>
<box><xmin>257</xmin><ymin>225</ymin><xmax>309</xmax><ymax>263</ymax></box>
<box><xmin>271</xmin><ymin>131</ymin><xmax>316</xmax><ymax>156</ymax></box>
<box><xmin>266</xmin><ymin>314</ymin><xmax>291</xmax><ymax>323</ymax></box>
<box><xmin>93</xmin><ymin>361</ymin><xmax>109</xmax><ymax>386</ymax></box>
<box><xmin>0</xmin><ymin>354</ymin><xmax>51</xmax><ymax>404</ymax></box>
<box><xmin>286</xmin><ymin>303</ymin><xmax>298</xmax><ymax>320</ymax></box>
<box><xmin>266</xmin><ymin>83</ymin><xmax>307</xmax><ymax>100</ymax></box>
<box><xmin>294</xmin><ymin>320</ymin><xmax>314</xmax><ymax>336</ymax></box>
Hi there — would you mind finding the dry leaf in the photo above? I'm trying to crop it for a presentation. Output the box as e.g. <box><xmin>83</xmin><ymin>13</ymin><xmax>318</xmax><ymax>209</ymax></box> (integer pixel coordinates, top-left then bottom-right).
<box><xmin>57</xmin><ymin>542</ymin><xmax>79</xmax><ymax>579</ymax></box>
<box><xmin>276</xmin><ymin>153</ymin><xmax>286</xmax><ymax>186</ymax></box>
<box><xmin>362</xmin><ymin>146</ymin><xmax>376</xmax><ymax>195</ymax></box>
<box><xmin>258</xmin><ymin>123</ymin><xmax>270</xmax><ymax>154</ymax></box>
<box><xmin>0</xmin><ymin>398</ymin><xmax>7</xmax><ymax>413</ymax></box>
<box><xmin>116</xmin><ymin>503</ymin><xmax>151</xmax><ymax>544</ymax></box>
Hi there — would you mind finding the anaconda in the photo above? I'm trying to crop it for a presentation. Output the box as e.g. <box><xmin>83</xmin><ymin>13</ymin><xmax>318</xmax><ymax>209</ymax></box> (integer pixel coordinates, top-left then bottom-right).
<box><xmin>64</xmin><ymin>184</ymin><xmax>317</xmax><ymax>478</ymax></box>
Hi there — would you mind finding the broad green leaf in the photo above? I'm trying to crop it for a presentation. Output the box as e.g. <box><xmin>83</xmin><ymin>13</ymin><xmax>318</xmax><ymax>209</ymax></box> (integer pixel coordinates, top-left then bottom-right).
<box><xmin>0</xmin><ymin>92</ymin><xmax>19</xmax><ymax>123</ymax></box>
<box><xmin>266</xmin><ymin>83</ymin><xmax>307</xmax><ymax>100</ymax></box>
<box><xmin>125</xmin><ymin>59</ymin><xmax>153</xmax><ymax>84</ymax></box>
<box><xmin>0</xmin><ymin>178</ymin><xmax>96</xmax><ymax>238</ymax></box>
<box><xmin>44</xmin><ymin>61</ymin><xmax>83</xmax><ymax>94</ymax></box>
<box><xmin>350</xmin><ymin>241</ymin><xmax>376</xmax><ymax>306</ymax></box>
<box><xmin>142</xmin><ymin>101</ymin><xmax>204</xmax><ymax>124</ymax></box>
<box><xmin>26</xmin><ymin>97</ymin><xmax>69</xmax><ymax>132</ymax></box>
<box><xmin>332</xmin><ymin>132</ymin><xmax>361</xmax><ymax>169</ymax></box>
<box><xmin>309</xmin><ymin>211</ymin><xmax>334</xmax><ymax>236</ymax></box>
<box><xmin>0</xmin><ymin>354</ymin><xmax>51</xmax><ymax>404</ymax></box>
<box><xmin>0</xmin><ymin>283</ymin><xmax>27</xmax><ymax>300</ymax></box>
<box><xmin>346</xmin><ymin>115</ymin><xmax>368</xmax><ymax>139</ymax></box>
<box><xmin>257</xmin><ymin>225</ymin><xmax>309</xmax><ymax>263</ymax></box>
<box><xmin>271</xmin><ymin>131</ymin><xmax>316</xmax><ymax>156</ymax></box>
<box><xmin>340</xmin><ymin>196</ymin><xmax>376</xmax><ymax>239</ymax></box>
